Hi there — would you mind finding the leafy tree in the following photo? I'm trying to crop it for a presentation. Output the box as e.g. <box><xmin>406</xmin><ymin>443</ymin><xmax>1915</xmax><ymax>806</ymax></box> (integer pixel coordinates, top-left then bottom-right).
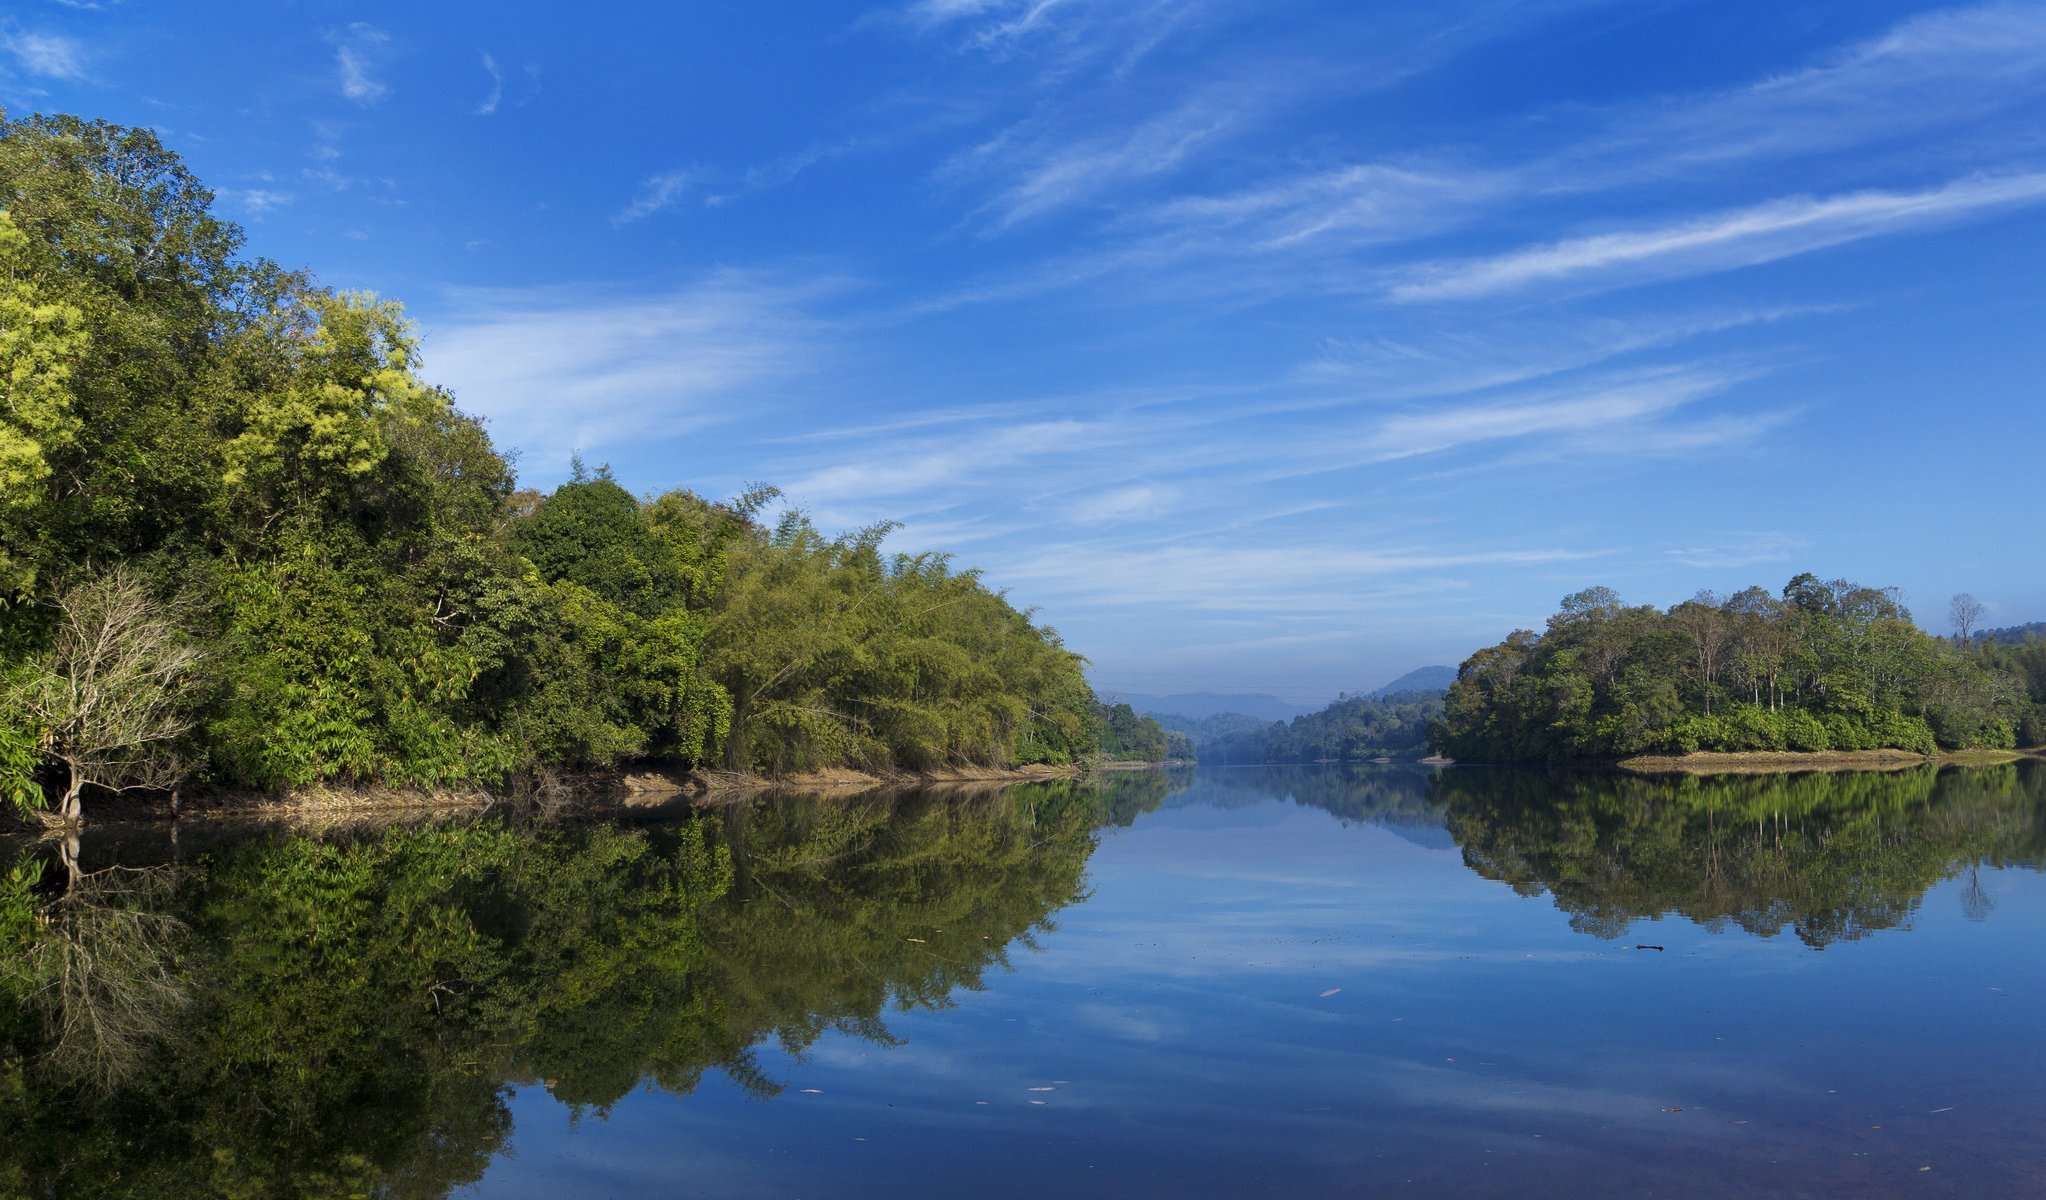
<box><xmin>0</xmin><ymin>109</ymin><xmax>1111</xmax><ymax>812</ymax></box>
<box><xmin>1432</xmin><ymin>576</ymin><xmax>2023</xmax><ymax>761</ymax></box>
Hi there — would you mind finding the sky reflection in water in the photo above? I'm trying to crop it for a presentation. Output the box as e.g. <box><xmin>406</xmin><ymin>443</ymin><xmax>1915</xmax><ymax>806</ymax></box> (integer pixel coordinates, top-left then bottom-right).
<box><xmin>467</xmin><ymin>765</ymin><xmax>2046</xmax><ymax>1200</ymax></box>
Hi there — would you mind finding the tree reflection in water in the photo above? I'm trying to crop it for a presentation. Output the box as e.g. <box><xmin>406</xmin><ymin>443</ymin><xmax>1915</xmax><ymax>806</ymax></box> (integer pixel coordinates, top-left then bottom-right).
<box><xmin>1433</xmin><ymin>763</ymin><xmax>2046</xmax><ymax>945</ymax></box>
<box><xmin>0</xmin><ymin>774</ymin><xmax>1164</xmax><ymax>1200</ymax></box>
<box><xmin>1</xmin><ymin>761</ymin><xmax>2040</xmax><ymax>1197</ymax></box>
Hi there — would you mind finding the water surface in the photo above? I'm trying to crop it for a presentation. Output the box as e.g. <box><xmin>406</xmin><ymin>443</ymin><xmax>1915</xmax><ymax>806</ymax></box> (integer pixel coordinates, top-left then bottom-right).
<box><xmin>3</xmin><ymin>763</ymin><xmax>2042</xmax><ymax>1198</ymax></box>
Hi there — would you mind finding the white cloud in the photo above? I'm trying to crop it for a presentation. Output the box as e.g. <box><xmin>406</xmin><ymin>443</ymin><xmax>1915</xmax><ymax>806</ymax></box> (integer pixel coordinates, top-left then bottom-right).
<box><xmin>1300</xmin><ymin>306</ymin><xmax>1827</xmax><ymax>402</ymax></box>
<box><xmin>896</xmin><ymin>0</ymin><xmax>1167</xmax><ymax>59</ymax></box>
<box><xmin>475</xmin><ymin>51</ymin><xmax>502</xmax><ymax>116</ymax></box>
<box><xmin>330</xmin><ymin>23</ymin><xmax>390</xmax><ymax>105</ymax></box>
<box><xmin>614</xmin><ymin>167</ymin><xmax>699</xmax><ymax>225</ymax></box>
<box><xmin>2</xmin><ymin>29</ymin><xmax>87</xmax><ymax>80</ymax></box>
<box><xmin>237</xmin><ymin>189</ymin><xmax>293</xmax><ymax>216</ymax></box>
<box><xmin>1662</xmin><ymin>531</ymin><xmax>1811</xmax><ymax>570</ymax></box>
<box><xmin>1391</xmin><ymin>173</ymin><xmax>2046</xmax><ymax>302</ymax></box>
<box><xmin>996</xmin><ymin>542</ymin><xmax>1607</xmax><ymax>613</ymax></box>
<box><xmin>1067</xmin><ymin>483</ymin><xmax>1175</xmax><ymax>524</ymax></box>
<box><xmin>421</xmin><ymin>274</ymin><xmax>843</xmax><ymax>476</ymax></box>
<box><xmin>1146</xmin><ymin>161</ymin><xmax>1504</xmax><ymax>251</ymax></box>
<box><xmin>923</xmin><ymin>4</ymin><xmax>2046</xmax><ymax>307</ymax></box>
<box><xmin>946</xmin><ymin>90</ymin><xmax>1245</xmax><ymax>227</ymax></box>
<box><xmin>1363</xmin><ymin>370</ymin><xmax>1740</xmax><ymax>460</ymax></box>
<box><xmin>1588</xmin><ymin>2</ymin><xmax>2046</xmax><ymax>174</ymax></box>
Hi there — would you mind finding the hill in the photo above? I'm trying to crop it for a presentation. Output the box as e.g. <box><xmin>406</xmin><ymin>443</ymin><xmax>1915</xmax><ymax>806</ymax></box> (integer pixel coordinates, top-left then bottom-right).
<box><xmin>1115</xmin><ymin>692</ymin><xmax>1312</xmax><ymax>723</ymax></box>
<box><xmin>1199</xmin><ymin>690</ymin><xmax>1446</xmax><ymax>764</ymax></box>
<box><xmin>1371</xmin><ymin>666</ymin><xmax>1456</xmax><ymax>696</ymax></box>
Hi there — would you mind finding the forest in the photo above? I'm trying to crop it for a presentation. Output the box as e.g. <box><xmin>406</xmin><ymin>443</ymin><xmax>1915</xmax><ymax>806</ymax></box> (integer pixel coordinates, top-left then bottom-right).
<box><xmin>0</xmin><ymin>112</ymin><xmax>1169</xmax><ymax>823</ymax></box>
<box><xmin>1431</xmin><ymin>577</ymin><xmax>2046</xmax><ymax>762</ymax></box>
<box><xmin>1194</xmin><ymin>690</ymin><xmax>1443</xmax><ymax>764</ymax></box>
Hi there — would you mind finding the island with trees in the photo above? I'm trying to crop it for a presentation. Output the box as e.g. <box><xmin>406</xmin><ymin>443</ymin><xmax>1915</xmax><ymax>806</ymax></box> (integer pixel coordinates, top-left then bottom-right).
<box><xmin>1430</xmin><ymin>577</ymin><xmax>2046</xmax><ymax>765</ymax></box>
<box><xmin>0</xmin><ymin>112</ymin><xmax>1175</xmax><ymax>825</ymax></box>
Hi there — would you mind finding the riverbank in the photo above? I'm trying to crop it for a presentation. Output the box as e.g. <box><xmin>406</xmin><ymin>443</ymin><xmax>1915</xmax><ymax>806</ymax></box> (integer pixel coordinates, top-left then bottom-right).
<box><xmin>1617</xmin><ymin>747</ymin><xmax>2040</xmax><ymax>774</ymax></box>
<box><xmin>6</xmin><ymin>761</ymin><xmax>1093</xmax><ymax>829</ymax></box>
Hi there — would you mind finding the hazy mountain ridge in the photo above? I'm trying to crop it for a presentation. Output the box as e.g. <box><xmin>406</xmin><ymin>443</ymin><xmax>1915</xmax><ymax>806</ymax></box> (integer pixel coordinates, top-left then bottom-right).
<box><xmin>1143</xmin><ymin>668</ymin><xmax>1457</xmax><ymax>760</ymax></box>
<box><xmin>1114</xmin><ymin>692</ymin><xmax>1312</xmax><ymax>723</ymax></box>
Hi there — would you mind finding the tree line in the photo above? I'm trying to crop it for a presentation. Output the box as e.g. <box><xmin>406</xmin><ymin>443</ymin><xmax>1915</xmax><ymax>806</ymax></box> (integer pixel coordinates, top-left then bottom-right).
<box><xmin>1194</xmin><ymin>690</ymin><xmax>1443</xmax><ymax>764</ymax></box>
<box><xmin>0</xmin><ymin>112</ymin><xmax>1172</xmax><ymax>822</ymax></box>
<box><xmin>1431</xmin><ymin>575</ymin><xmax>2042</xmax><ymax>762</ymax></box>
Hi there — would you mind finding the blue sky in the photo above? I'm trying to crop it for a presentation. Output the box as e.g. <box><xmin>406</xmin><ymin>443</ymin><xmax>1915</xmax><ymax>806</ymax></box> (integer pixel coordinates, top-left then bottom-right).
<box><xmin>6</xmin><ymin>1</ymin><xmax>2044</xmax><ymax>704</ymax></box>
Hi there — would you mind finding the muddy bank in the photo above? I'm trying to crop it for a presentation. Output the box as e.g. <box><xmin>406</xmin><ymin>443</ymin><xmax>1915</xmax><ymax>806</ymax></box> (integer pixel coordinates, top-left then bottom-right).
<box><xmin>1616</xmin><ymin>747</ymin><xmax>2036</xmax><ymax>774</ymax></box>
<box><xmin>7</xmin><ymin>762</ymin><xmax>1093</xmax><ymax>830</ymax></box>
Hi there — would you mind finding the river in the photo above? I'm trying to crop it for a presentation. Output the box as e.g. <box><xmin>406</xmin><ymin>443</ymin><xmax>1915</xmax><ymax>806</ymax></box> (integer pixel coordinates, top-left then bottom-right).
<box><xmin>3</xmin><ymin>762</ymin><xmax>2042</xmax><ymax>1198</ymax></box>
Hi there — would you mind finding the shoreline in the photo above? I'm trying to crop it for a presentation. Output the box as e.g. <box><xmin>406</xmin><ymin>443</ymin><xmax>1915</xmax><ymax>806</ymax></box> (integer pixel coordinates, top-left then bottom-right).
<box><xmin>8</xmin><ymin>762</ymin><xmax>1093</xmax><ymax>830</ymax></box>
<box><xmin>1615</xmin><ymin>747</ymin><xmax>2038</xmax><ymax>774</ymax></box>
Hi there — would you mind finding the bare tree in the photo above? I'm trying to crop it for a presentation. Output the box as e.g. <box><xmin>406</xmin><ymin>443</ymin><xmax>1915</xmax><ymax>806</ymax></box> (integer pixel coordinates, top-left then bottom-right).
<box><xmin>1949</xmin><ymin>593</ymin><xmax>1985</xmax><ymax>646</ymax></box>
<box><xmin>8</xmin><ymin>568</ymin><xmax>200</xmax><ymax>824</ymax></box>
<box><xmin>4</xmin><ymin>854</ymin><xmax>189</xmax><ymax>1091</ymax></box>
<box><xmin>1670</xmin><ymin>592</ymin><xmax>1729</xmax><ymax>716</ymax></box>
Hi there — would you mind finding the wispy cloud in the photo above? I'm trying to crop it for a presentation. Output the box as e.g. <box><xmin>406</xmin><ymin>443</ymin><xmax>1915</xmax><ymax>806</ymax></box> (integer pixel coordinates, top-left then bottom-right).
<box><xmin>1581</xmin><ymin>2</ymin><xmax>2046</xmax><ymax>174</ymax></box>
<box><xmin>237</xmin><ymin>188</ymin><xmax>293</xmax><ymax>217</ymax></box>
<box><xmin>1391</xmin><ymin>172</ymin><xmax>2046</xmax><ymax>302</ymax></box>
<box><xmin>2</xmin><ymin>28</ymin><xmax>88</xmax><ymax>80</ymax></box>
<box><xmin>895</xmin><ymin>0</ymin><xmax>1187</xmax><ymax>63</ymax></box>
<box><xmin>997</xmin><ymin>542</ymin><xmax>1607</xmax><ymax>613</ymax></box>
<box><xmin>923</xmin><ymin>3</ymin><xmax>2046</xmax><ymax>308</ymax></box>
<box><xmin>1144</xmin><ymin>161</ymin><xmax>1504</xmax><ymax>251</ymax></box>
<box><xmin>1362</xmin><ymin>368</ymin><xmax>1753</xmax><ymax>460</ymax></box>
<box><xmin>944</xmin><ymin>87</ymin><xmax>1250</xmax><ymax>227</ymax></box>
<box><xmin>1663</xmin><ymin>531</ymin><xmax>1811</xmax><ymax>570</ymax></box>
<box><xmin>422</xmin><ymin>274</ymin><xmax>845</xmax><ymax>475</ymax></box>
<box><xmin>329</xmin><ymin>23</ymin><xmax>390</xmax><ymax>105</ymax></box>
<box><xmin>1300</xmin><ymin>306</ymin><xmax>1831</xmax><ymax>401</ymax></box>
<box><xmin>614</xmin><ymin>167</ymin><xmax>699</xmax><ymax>225</ymax></box>
<box><xmin>474</xmin><ymin>51</ymin><xmax>502</xmax><ymax>116</ymax></box>
<box><xmin>1067</xmin><ymin>483</ymin><xmax>1176</xmax><ymax>524</ymax></box>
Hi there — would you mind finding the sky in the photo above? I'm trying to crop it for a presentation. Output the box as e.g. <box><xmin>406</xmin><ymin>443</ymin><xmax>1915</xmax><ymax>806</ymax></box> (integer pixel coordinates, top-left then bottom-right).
<box><xmin>4</xmin><ymin>0</ymin><xmax>2044</xmax><ymax>705</ymax></box>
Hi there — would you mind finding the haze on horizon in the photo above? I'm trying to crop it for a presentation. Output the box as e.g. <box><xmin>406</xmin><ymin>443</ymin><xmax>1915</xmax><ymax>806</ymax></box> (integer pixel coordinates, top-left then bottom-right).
<box><xmin>9</xmin><ymin>0</ymin><xmax>2042</xmax><ymax>706</ymax></box>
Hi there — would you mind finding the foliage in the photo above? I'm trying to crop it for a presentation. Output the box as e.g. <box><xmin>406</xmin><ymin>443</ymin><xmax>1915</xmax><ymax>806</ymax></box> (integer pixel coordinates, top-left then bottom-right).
<box><xmin>0</xmin><ymin>111</ymin><xmax>1113</xmax><ymax>816</ymax></box>
<box><xmin>1202</xmin><ymin>690</ymin><xmax>1443</xmax><ymax>764</ymax></box>
<box><xmin>1430</xmin><ymin>577</ymin><xmax>2026</xmax><ymax>761</ymax></box>
<box><xmin>1093</xmin><ymin>702</ymin><xmax>1183</xmax><ymax>762</ymax></box>
<box><xmin>1972</xmin><ymin>631</ymin><xmax>2046</xmax><ymax>746</ymax></box>
<box><xmin>704</xmin><ymin>513</ymin><xmax>1101</xmax><ymax>774</ymax></box>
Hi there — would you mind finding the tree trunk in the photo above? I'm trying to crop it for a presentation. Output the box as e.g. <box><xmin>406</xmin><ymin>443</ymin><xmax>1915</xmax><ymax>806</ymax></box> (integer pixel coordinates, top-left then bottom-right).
<box><xmin>60</xmin><ymin>762</ymin><xmax>84</xmax><ymax>825</ymax></box>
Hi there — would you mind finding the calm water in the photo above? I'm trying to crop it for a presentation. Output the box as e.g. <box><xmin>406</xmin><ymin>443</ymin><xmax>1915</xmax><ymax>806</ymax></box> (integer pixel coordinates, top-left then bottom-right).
<box><xmin>3</xmin><ymin>763</ymin><xmax>2044</xmax><ymax>1199</ymax></box>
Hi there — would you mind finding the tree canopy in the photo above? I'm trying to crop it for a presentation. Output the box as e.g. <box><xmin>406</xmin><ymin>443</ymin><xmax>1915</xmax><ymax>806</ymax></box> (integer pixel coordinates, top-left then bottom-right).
<box><xmin>0</xmin><ymin>111</ymin><xmax>1134</xmax><ymax>819</ymax></box>
<box><xmin>1430</xmin><ymin>576</ymin><xmax>2034</xmax><ymax>762</ymax></box>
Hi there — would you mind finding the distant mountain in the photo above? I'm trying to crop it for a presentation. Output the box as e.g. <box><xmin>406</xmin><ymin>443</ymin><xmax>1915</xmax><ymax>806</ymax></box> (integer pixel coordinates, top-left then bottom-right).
<box><xmin>1202</xmin><ymin>690</ymin><xmax>1445</xmax><ymax>764</ymax></box>
<box><xmin>1369</xmin><ymin>666</ymin><xmax>1456</xmax><ymax>697</ymax></box>
<box><xmin>1146</xmin><ymin>710</ymin><xmax>1273</xmax><ymax>748</ymax></box>
<box><xmin>1115</xmin><ymin>692</ymin><xmax>1313</xmax><ymax>723</ymax></box>
<box><xmin>1977</xmin><ymin>622</ymin><xmax>2046</xmax><ymax>644</ymax></box>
